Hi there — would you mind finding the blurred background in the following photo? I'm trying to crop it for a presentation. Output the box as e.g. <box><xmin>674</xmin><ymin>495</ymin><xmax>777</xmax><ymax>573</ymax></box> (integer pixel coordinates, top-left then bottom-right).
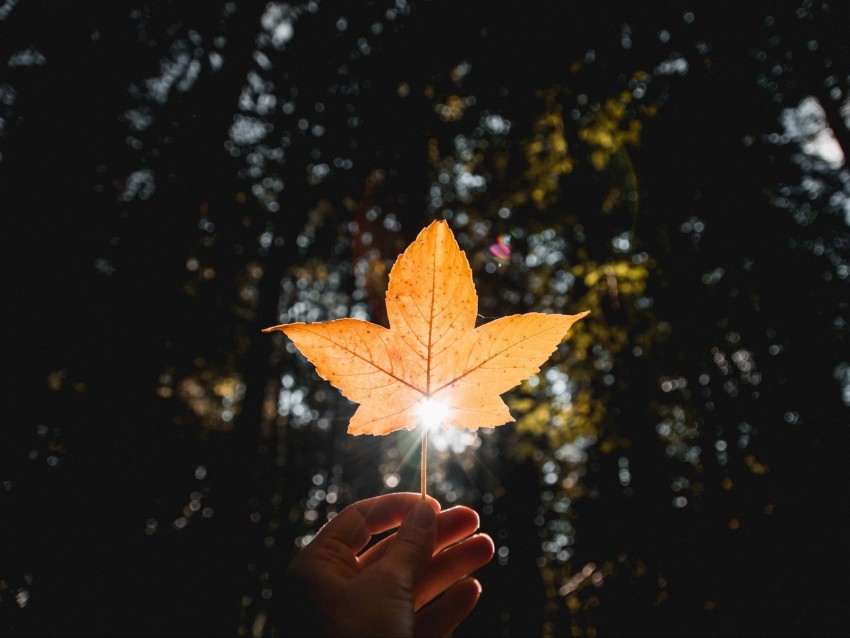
<box><xmin>2</xmin><ymin>1</ymin><xmax>850</xmax><ymax>636</ymax></box>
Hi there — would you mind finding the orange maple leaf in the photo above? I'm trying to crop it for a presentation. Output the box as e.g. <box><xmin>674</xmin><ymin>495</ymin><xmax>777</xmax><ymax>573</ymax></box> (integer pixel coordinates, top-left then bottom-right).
<box><xmin>263</xmin><ymin>220</ymin><xmax>588</xmax><ymax>436</ymax></box>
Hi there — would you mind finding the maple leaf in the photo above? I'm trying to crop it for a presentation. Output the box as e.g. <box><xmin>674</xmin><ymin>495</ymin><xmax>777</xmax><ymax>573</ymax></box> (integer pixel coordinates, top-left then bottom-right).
<box><xmin>263</xmin><ymin>220</ymin><xmax>588</xmax><ymax>436</ymax></box>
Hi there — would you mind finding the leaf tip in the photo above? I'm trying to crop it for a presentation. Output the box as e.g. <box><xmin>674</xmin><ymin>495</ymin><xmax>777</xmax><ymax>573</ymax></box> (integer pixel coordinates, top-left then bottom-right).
<box><xmin>262</xmin><ymin>323</ymin><xmax>294</xmax><ymax>334</ymax></box>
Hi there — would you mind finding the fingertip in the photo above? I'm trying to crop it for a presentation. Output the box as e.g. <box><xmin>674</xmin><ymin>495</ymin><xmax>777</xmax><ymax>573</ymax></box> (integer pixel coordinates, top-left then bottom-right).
<box><xmin>453</xmin><ymin>532</ymin><xmax>495</xmax><ymax>568</ymax></box>
<box><xmin>406</xmin><ymin>500</ymin><xmax>437</xmax><ymax>530</ymax></box>
<box><xmin>431</xmin><ymin>507</ymin><xmax>480</xmax><ymax>555</ymax></box>
<box><xmin>436</xmin><ymin>506</ymin><xmax>480</xmax><ymax>535</ymax></box>
<box><xmin>466</xmin><ymin>533</ymin><xmax>496</xmax><ymax>566</ymax></box>
<box><xmin>479</xmin><ymin>532</ymin><xmax>496</xmax><ymax>556</ymax></box>
<box><xmin>441</xmin><ymin>504</ymin><xmax>479</xmax><ymax>526</ymax></box>
<box><xmin>453</xmin><ymin>576</ymin><xmax>482</xmax><ymax>601</ymax></box>
<box><xmin>394</xmin><ymin>491</ymin><xmax>442</xmax><ymax>512</ymax></box>
<box><xmin>426</xmin><ymin>495</ymin><xmax>442</xmax><ymax>513</ymax></box>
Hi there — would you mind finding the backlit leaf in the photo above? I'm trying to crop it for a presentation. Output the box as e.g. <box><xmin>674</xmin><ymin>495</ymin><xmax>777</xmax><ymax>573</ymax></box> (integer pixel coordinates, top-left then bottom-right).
<box><xmin>264</xmin><ymin>221</ymin><xmax>588</xmax><ymax>435</ymax></box>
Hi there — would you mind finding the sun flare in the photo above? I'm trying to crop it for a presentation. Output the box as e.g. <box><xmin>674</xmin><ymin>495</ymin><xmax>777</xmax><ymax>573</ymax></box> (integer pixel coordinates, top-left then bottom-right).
<box><xmin>418</xmin><ymin>397</ymin><xmax>449</xmax><ymax>431</ymax></box>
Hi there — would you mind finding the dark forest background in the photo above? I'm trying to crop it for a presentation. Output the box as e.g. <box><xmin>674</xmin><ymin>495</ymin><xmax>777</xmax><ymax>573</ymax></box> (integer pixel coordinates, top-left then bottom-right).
<box><xmin>2</xmin><ymin>1</ymin><xmax>850</xmax><ymax>636</ymax></box>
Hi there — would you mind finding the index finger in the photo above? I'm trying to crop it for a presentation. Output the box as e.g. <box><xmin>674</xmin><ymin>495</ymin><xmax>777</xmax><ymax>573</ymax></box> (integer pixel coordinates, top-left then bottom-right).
<box><xmin>315</xmin><ymin>492</ymin><xmax>441</xmax><ymax>554</ymax></box>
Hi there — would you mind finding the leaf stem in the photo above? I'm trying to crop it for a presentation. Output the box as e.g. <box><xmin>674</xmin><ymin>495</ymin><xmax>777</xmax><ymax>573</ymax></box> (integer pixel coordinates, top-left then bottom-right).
<box><xmin>420</xmin><ymin>428</ymin><xmax>427</xmax><ymax>500</ymax></box>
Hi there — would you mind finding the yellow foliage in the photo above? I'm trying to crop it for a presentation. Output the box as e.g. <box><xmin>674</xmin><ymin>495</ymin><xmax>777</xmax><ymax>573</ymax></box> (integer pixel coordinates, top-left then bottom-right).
<box><xmin>436</xmin><ymin>94</ymin><xmax>471</xmax><ymax>122</ymax></box>
<box><xmin>522</xmin><ymin>89</ymin><xmax>574</xmax><ymax>209</ymax></box>
<box><xmin>744</xmin><ymin>454</ymin><xmax>770</xmax><ymax>475</ymax></box>
<box><xmin>569</xmin><ymin>259</ymin><xmax>653</xmax><ymax>355</ymax></box>
<box><xmin>176</xmin><ymin>368</ymin><xmax>244</xmax><ymax>432</ymax></box>
<box><xmin>509</xmin><ymin>250</ymin><xmax>668</xmax><ymax>466</ymax></box>
<box><xmin>517</xmin><ymin>83</ymin><xmax>655</xmax><ymax>214</ymax></box>
<box><xmin>512</xmin><ymin>384</ymin><xmax>604</xmax><ymax>453</ymax></box>
<box><xmin>578</xmin><ymin>92</ymin><xmax>643</xmax><ymax>172</ymax></box>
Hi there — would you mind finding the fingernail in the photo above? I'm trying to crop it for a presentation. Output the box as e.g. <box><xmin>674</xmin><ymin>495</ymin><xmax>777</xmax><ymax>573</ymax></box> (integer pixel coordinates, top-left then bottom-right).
<box><xmin>409</xmin><ymin>501</ymin><xmax>435</xmax><ymax>529</ymax></box>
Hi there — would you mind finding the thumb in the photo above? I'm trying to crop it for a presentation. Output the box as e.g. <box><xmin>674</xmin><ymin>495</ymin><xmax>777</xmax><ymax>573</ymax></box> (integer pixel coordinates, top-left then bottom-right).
<box><xmin>379</xmin><ymin>501</ymin><xmax>437</xmax><ymax>587</ymax></box>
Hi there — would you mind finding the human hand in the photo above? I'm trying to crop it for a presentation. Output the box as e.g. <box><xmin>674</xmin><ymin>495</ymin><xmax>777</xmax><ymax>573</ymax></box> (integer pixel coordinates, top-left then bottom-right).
<box><xmin>284</xmin><ymin>492</ymin><xmax>494</xmax><ymax>637</ymax></box>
